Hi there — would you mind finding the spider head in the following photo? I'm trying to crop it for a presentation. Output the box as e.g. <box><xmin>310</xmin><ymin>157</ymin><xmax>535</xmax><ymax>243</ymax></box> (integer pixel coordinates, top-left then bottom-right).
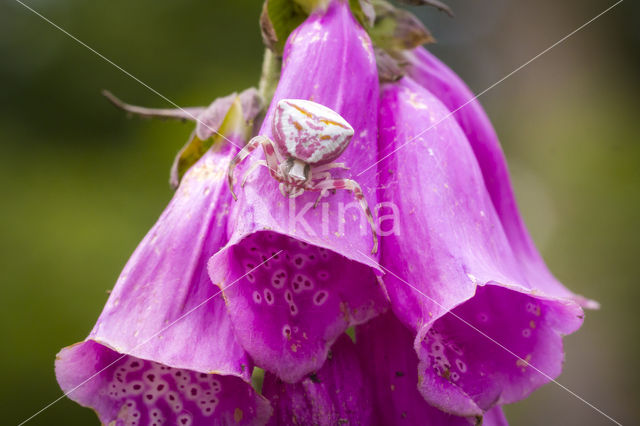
<box><xmin>284</xmin><ymin>158</ymin><xmax>311</xmax><ymax>185</ymax></box>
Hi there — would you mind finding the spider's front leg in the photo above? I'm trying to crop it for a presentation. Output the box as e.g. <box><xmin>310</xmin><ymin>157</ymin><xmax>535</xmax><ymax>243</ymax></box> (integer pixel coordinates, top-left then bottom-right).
<box><xmin>311</xmin><ymin>178</ymin><xmax>379</xmax><ymax>254</ymax></box>
<box><xmin>241</xmin><ymin>160</ymin><xmax>267</xmax><ymax>188</ymax></box>
<box><xmin>228</xmin><ymin>135</ymin><xmax>283</xmax><ymax>200</ymax></box>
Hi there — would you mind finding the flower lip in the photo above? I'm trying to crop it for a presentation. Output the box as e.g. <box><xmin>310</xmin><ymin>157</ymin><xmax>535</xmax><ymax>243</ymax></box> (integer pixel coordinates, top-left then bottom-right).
<box><xmin>356</xmin><ymin>311</ymin><xmax>509</xmax><ymax>425</ymax></box>
<box><xmin>414</xmin><ymin>283</ymin><xmax>583</xmax><ymax>416</ymax></box>
<box><xmin>55</xmin><ymin>341</ymin><xmax>272</xmax><ymax>426</ymax></box>
<box><xmin>208</xmin><ymin>229</ymin><xmax>387</xmax><ymax>383</ymax></box>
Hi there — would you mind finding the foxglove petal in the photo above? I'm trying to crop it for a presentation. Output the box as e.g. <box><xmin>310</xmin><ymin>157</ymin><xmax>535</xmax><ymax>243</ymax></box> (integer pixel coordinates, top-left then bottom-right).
<box><xmin>356</xmin><ymin>312</ymin><xmax>508</xmax><ymax>425</ymax></box>
<box><xmin>377</xmin><ymin>77</ymin><xmax>584</xmax><ymax>416</ymax></box>
<box><xmin>209</xmin><ymin>0</ymin><xmax>386</xmax><ymax>383</ymax></box>
<box><xmin>57</xmin><ymin>342</ymin><xmax>271</xmax><ymax>426</ymax></box>
<box><xmin>262</xmin><ymin>334</ymin><xmax>373</xmax><ymax>425</ymax></box>
<box><xmin>405</xmin><ymin>47</ymin><xmax>597</xmax><ymax>309</ymax></box>
<box><xmin>56</xmin><ymin>128</ymin><xmax>271</xmax><ymax>424</ymax></box>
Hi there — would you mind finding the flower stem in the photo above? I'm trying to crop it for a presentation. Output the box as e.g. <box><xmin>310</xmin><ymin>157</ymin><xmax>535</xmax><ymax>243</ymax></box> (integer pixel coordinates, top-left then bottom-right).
<box><xmin>258</xmin><ymin>48</ymin><xmax>282</xmax><ymax>106</ymax></box>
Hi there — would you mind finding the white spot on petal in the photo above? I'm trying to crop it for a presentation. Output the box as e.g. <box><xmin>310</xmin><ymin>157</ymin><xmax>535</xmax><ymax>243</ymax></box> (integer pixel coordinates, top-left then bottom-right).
<box><xmin>313</xmin><ymin>290</ymin><xmax>328</xmax><ymax>306</ymax></box>
<box><xmin>264</xmin><ymin>288</ymin><xmax>275</xmax><ymax>305</ymax></box>
<box><xmin>177</xmin><ymin>413</ymin><xmax>193</xmax><ymax>426</ymax></box>
<box><xmin>271</xmin><ymin>269</ymin><xmax>287</xmax><ymax>289</ymax></box>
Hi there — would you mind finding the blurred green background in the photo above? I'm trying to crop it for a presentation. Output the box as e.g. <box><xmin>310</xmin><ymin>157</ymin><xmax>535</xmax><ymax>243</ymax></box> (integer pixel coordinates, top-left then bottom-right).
<box><xmin>1</xmin><ymin>0</ymin><xmax>638</xmax><ymax>424</ymax></box>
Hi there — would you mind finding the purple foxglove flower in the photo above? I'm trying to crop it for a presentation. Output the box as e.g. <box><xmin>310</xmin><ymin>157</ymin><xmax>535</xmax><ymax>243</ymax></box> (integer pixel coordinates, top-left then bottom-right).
<box><xmin>208</xmin><ymin>0</ymin><xmax>387</xmax><ymax>383</ymax></box>
<box><xmin>261</xmin><ymin>312</ymin><xmax>508</xmax><ymax>425</ymax></box>
<box><xmin>55</xmin><ymin>101</ymin><xmax>271</xmax><ymax>425</ymax></box>
<box><xmin>356</xmin><ymin>313</ymin><xmax>508</xmax><ymax>425</ymax></box>
<box><xmin>376</xmin><ymin>77</ymin><xmax>585</xmax><ymax>417</ymax></box>
<box><xmin>405</xmin><ymin>47</ymin><xmax>597</xmax><ymax>309</ymax></box>
<box><xmin>261</xmin><ymin>334</ymin><xmax>373</xmax><ymax>425</ymax></box>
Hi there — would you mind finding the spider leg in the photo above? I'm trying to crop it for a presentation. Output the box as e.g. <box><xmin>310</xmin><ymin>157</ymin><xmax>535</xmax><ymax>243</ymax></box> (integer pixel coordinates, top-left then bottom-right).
<box><xmin>287</xmin><ymin>186</ymin><xmax>305</xmax><ymax>199</ymax></box>
<box><xmin>309</xmin><ymin>172</ymin><xmax>332</xmax><ymax>208</ymax></box>
<box><xmin>312</xmin><ymin>162</ymin><xmax>349</xmax><ymax>173</ymax></box>
<box><xmin>310</xmin><ymin>171</ymin><xmax>332</xmax><ymax>182</ymax></box>
<box><xmin>279</xmin><ymin>182</ymin><xmax>288</xmax><ymax>197</ymax></box>
<box><xmin>311</xmin><ymin>179</ymin><xmax>378</xmax><ymax>254</ymax></box>
<box><xmin>313</xmin><ymin>189</ymin><xmax>330</xmax><ymax>208</ymax></box>
<box><xmin>293</xmin><ymin>187</ymin><xmax>306</xmax><ymax>198</ymax></box>
<box><xmin>279</xmin><ymin>182</ymin><xmax>304</xmax><ymax>198</ymax></box>
<box><xmin>228</xmin><ymin>136</ymin><xmax>283</xmax><ymax>201</ymax></box>
<box><xmin>310</xmin><ymin>167</ymin><xmax>341</xmax><ymax>198</ymax></box>
<box><xmin>241</xmin><ymin>160</ymin><xmax>268</xmax><ymax>188</ymax></box>
<box><xmin>228</xmin><ymin>136</ymin><xmax>264</xmax><ymax>200</ymax></box>
<box><xmin>259</xmin><ymin>137</ymin><xmax>283</xmax><ymax>180</ymax></box>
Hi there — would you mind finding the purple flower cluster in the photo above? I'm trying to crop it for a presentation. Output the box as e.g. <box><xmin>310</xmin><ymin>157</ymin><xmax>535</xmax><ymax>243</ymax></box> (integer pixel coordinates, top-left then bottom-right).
<box><xmin>56</xmin><ymin>1</ymin><xmax>594</xmax><ymax>424</ymax></box>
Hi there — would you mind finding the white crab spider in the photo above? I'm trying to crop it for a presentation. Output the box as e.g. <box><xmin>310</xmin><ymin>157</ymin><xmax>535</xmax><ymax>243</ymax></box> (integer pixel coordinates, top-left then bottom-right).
<box><xmin>228</xmin><ymin>99</ymin><xmax>378</xmax><ymax>254</ymax></box>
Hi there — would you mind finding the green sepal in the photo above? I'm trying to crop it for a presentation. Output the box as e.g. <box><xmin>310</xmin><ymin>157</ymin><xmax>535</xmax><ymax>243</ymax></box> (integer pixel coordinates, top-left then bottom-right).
<box><xmin>169</xmin><ymin>97</ymin><xmax>248</xmax><ymax>189</ymax></box>
<box><xmin>216</xmin><ymin>96</ymin><xmax>250</xmax><ymax>145</ymax></box>
<box><xmin>170</xmin><ymin>134</ymin><xmax>214</xmax><ymax>189</ymax></box>
<box><xmin>349</xmin><ymin>0</ymin><xmax>375</xmax><ymax>28</ymax></box>
<box><xmin>260</xmin><ymin>0</ymin><xmax>309</xmax><ymax>55</ymax></box>
<box><xmin>293</xmin><ymin>0</ymin><xmax>330</xmax><ymax>14</ymax></box>
<box><xmin>368</xmin><ymin>0</ymin><xmax>434</xmax><ymax>52</ymax></box>
<box><xmin>397</xmin><ymin>0</ymin><xmax>453</xmax><ymax>18</ymax></box>
<box><xmin>375</xmin><ymin>47</ymin><xmax>405</xmax><ymax>82</ymax></box>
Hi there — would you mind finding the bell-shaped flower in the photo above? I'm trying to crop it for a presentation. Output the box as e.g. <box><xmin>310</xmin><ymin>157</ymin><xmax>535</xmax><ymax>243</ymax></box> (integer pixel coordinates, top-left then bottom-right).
<box><xmin>357</xmin><ymin>313</ymin><xmax>509</xmax><ymax>425</ymax></box>
<box><xmin>208</xmin><ymin>0</ymin><xmax>387</xmax><ymax>384</ymax></box>
<box><xmin>54</xmin><ymin>1</ymin><xmax>596</xmax><ymax>423</ymax></box>
<box><xmin>404</xmin><ymin>47</ymin><xmax>597</xmax><ymax>309</ymax></box>
<box><xmin>55</xmin><ymin>97</ymin><xmax>272</xmax><ymax>425</ymax></box>
<box><xmin>376</xmin><ymin>76</ymin><xmax>587</xmax><ymax>417</ymax></box>
<box><xmin>261</xmin><ymin>313</ymin><xmax>509</xmax><ymax>425</ymax></box>
<box><xmin>262</xmin><ymin>334</ymin><xmax>374</xmax><ymax>425</ymax></box>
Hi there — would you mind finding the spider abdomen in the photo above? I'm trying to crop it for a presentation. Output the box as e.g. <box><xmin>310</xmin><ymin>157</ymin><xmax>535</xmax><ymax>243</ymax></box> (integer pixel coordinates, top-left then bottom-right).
<box><xmin>272</xmin><ymin>99</ymin><xmax>354</xmax><ymax>165</ymax></box>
